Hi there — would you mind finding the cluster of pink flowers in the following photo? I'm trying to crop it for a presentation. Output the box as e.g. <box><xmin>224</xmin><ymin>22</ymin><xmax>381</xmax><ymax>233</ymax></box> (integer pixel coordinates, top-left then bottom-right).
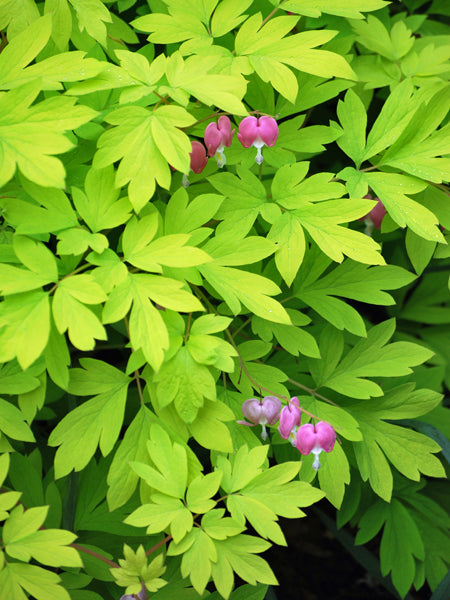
<box><xmin>238</xmin><ymin>396</ymin><xmax>336</xmax><ymax>471</ymax></box>
<box><xmin>183</xmin><ymin>115</ymin><xmax>279</xmax><ymax>186</ymax></box>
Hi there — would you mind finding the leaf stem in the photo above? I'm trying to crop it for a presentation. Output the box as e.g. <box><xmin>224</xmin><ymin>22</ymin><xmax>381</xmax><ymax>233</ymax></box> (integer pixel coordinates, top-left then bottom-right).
<box><xmin>70</xmin><ymin>543</ymin><xmax>119</xmax><ymax>568</ymax></box>
<box><xmin>260</xmin><ymin>1</ymin><xmax>286</xmax><ymax>29</ymax></box>
<box><xmin>287</xmin><ymin>377</ymin><xmax>340</xmax><ymax>408</ymax></box>
<box><xmin>146</xmin><ymin>534</ymin><xmax>172</xmax><ymax>556</ymax></box>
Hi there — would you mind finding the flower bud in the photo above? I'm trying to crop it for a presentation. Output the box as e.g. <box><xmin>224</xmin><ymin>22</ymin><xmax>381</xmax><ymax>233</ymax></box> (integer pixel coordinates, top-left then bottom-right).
<box><xmin>237</xmin><ymin>115</ymin><xmax>278</xmax><ymax>164</ymax></box>
<box><xmin>360</xmin><ymin>194</ymin><xmax>386</xmax><ymax>233</ymax></box>
<box><xmin>204</xmin><ymin>116</ymin><xmax>235</xmax><ymax>167</ymax></box>
<box><xmin>278</xmin><ymin>397</ymin><xmax>302</xmax><ymax>445</ymax></box>
<box><xmin>182</xmin><ymin>141</ymin><xmax>208</xmax><ymax>187</ymax></box>
<box><xmin>295</xmin><ymin>421</ymin><xmax>336</xmax><ymax>470</ymax></box>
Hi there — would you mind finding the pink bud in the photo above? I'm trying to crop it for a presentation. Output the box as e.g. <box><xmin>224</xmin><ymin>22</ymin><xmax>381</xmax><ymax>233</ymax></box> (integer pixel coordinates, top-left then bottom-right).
<box><xmin>360</xmin><ymin>194</ymin><xmax>386</xmax><ymax>232</ymax></box>
<box><xmin>367</xmin><ymin>200</ymin><xmax>386</xmax><ymax>230</ymax></box>
<box><xmin>278</xmin><ymin>397</ymin><xmax>302</xmax><ymax>444</ymax></box>
<box><xmin>295</xmin><ymin>421</ymin><xmax>336</xmax><ymax>470</ymax></box>
<box><xmin>189</xmin><ymin>141</ymin><xmax>208</xmax><ymax>174</ymax></box>
<box><xmin>238</xmin><ymin>396</ymin><xmax>281</xmax><ymax>440</ymax></box>
<box><xmin>237</xmin><ymin>116</ymin><xmax>279</xmax><ymax>165</ymax></box>
<box><xmin>182</xmin><ymin>141</ymin><xmax>208</xmax><ymax>187</ymax></box>
<box><xmin>204</xmin><ymin>116</ymin><xmax>235</xmax><ymax>167</ymax></box>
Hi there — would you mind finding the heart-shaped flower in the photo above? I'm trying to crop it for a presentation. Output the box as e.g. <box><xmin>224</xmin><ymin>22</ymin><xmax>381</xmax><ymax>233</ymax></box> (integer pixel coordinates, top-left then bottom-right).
<box><xmin>237</xmin><ymin>115</ymin><xmax>278</xmax><ymax>164</ymax></box>
<box><xmin>295</xmin><ymin>421</ymin><xmax>336</xmax><ymax>470</ymax></box>
<box><xmin>238</xmin><ymin>396</ymin><xmax>281</xmax><ymax>440</ymax></box>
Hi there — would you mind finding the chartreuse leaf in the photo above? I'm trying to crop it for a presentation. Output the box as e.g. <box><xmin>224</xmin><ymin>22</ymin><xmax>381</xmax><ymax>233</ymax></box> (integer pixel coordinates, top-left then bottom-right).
<box><xmin>336</xmin><ymin>90</ymin><xmax>367</xmax><ymax>167</ymax></box>
<box><xmin>52</xmin><ymin>275</ymin><xmax>107</xmax><ymax>351</ymax></box>
<box><xmin>361</xmin><ymin>79</ymin><xmax>416</xmax><ymax>160</ymax></box>
<box><xmin>283</xmin><ymin>0</ymin><xmax>389</xmax><ymax>19</ymax></box>
<box><xmin>188</xmin><ymin>399</ymin><xmax>234</xmax><ymax>452</ymax></box>
<box><xmin>200</xmin><ymin>263</ymin><xmax>290</xmax><ymax>325</ymax></box>
<box><xmin>317</xmin><ymin>319</ymin><xmax>434</xmax><ymax>399</ymax></box>
<box><xmin>379</xmin><ymin>86</ymin><xmax>450</xmax><ymax>184</ymax></box>
<box><xmin>107</xmin><ymin>406</ymin><xmax>155</xmax><ymax>511</ymax></box>
<box><xmin>155</xmin><ymin>346</ymin><xmax>216</xmax><ymax>423</ymax></box>
<box><xmin>211</xmin><ymin>0</ymin><xmax>253</xmax><ymax>37</ymax></box>
<box><xmin>44</xmin><ymin>316</ymin><xmax>71</xmax><ymax>390</ymax></box>
<box><xmin>0</xmin><ymin>82</ymin><xmax>97</xmax><ymax>188</ymax></box>
<box><xmin>0</xmin><ymin>454</ymin><xmax>21</xmax><ymax>520</ymax></box>
<box><xmin>69</xmin><ymin>0</ymin><xmax>113</xmax><ymax>46</ymax></box>
<box><xmin>252</xmin><ymin>309</ymin><xmax>320</xmax><ymax>358</ymax></box>
<box><xmin>0</xmin><ymin>179</ymin><xmax>78</xmax><ymax>235</ymax></box>
<box><xmin>209</xmin><ymin>167</ymin><xmax>267</xmax><ymax>231</ymax></box>
<box><xmin>0</xmin><ymin>563</ymin><xmax>70</xmax><ymax>600</ymax></box>
<box><xmin>44</xmin><ymin>0</ymin><xmax>73</xmax><ymax>51</ymax></box>
<box><xmin>234</xmin><ymin>14</ymin><xmax>355</xmax><ymax>103</ymax></box>
<box><xmin>293</xmin><ymin>198</ymin><xmax>385</xmax><ymax>266</ymax></box>
<box><xmin>0</xmin><ymin>361</ymin><xmax>40</xmax><ymax>395</ymax></box>
<box><xmin>165</xmin><ymin>188</ymin><xmax>224</xmax><ymax>235</ymax></box>
<box><xmin>352</xmin><ymin>14</ymin><xmax>415</xmax><ymax>61</ymax></box>
<box><xmin>228</xmin><ymin>458</ymin><xmax>325</xmax><ymax>544</ymax></box>
<box><xmin>132</xmin><ymin>1</ymin><xmax>212</xmax><ymax>46</ymax></box>
<box><xmin>0</xmin><ymin>15</ymin><xmax>51</xmax><ymax>88</ymax></box>
<box><xmin>363</xmin><ymin>172</ymin><xmax>443</xmax><ymax>243</ymax></box>
<box><xmin>3</xmin><ymin>505</ymin><xmax>82</xmax><ymax>567</ymax></box>
<box><xmin>72</xmin><ymin>166</ymin><xmax>133</xmax><ymax>233</ymax></box>
<box><xmin>123</xmin><ymin>214</ymin><xmax>212</xmax><ymax>273</ymax></box>
<box><xmin>48</xmin><ymin>359</ymin><xmax>130</xmax><ymax>478</ymax></box>
<box><xmin>0</xmin><ymin>397</ymin><xmax>35</xmax><ymax>442</ymax></box>
<box><xmin>112</xmin><ymin>545</ymin><xmax>167</xmax><ymax>595</ymax></box>
<box><xmin>94</xmin><ymin>105</ymin><xmax>195</xmax><ymax>211</ymax></box>
<box><xmin>0</xmin><ymin>0</ymin><xmax>39</xmax><ymax>38</ymax></box>
<box><xmin>102</xmin><ymin>272</ymin><xmax>183</xmax><ymax>372</ymax></box>
<box><xmin>350</xmin><ymin>386</ymin><xmax>446</xmax><ymax>501</ymax></box>
<box><xmin>186</xmin><ymin>471</ymin><xmax>223</xmax><ymax>514</ymax></box>
<box><xmin>160</xmin><ymin>52</ymin><xmax>247</xmax><ymax>114</ymax></box>
<box><xmin>210</xmin><ymin>534</ymin><xmax>277</xmax><ymax>598</ymax></box>
<box><xmin>268</xmin><ymin>212</ymin><xmax>305</xmax><ymax>286</ymax></box>
<box><xmin>0</xmin><ymin>291</ymin><xmax>50</xmax><ymax>369</ymax></box>
<box><xmin>296</xmin><ymin>260</ymin><xmax>416</xmax><ymax>336</ymax></box>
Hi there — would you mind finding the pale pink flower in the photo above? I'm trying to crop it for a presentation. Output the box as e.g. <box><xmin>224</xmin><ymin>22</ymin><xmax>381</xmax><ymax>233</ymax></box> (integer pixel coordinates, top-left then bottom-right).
<box><xmin>238</xmin><ymin>396</ymin><xmax>281</xmax><ymax>440</ymax></box>
<box><xmin>295</xmin><ymin>421</ymin><xmax>336</xmax><ymax>470</ymax></box>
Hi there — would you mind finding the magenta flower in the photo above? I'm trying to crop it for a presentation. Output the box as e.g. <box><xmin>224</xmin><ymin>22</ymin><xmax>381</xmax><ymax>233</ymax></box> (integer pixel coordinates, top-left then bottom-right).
<box><xmin>237</xmin><ymin>116</ymin><xmax>278</xmax><ymax>165</ymax></box>
<box><xmin>182</xmin><ymin>141</ymin><xmax>208</xmax><ymax>187</ymax></box>
<box><xmin>238</xmin><ymin>396</ymin><xmax>281</xmax><ymax>440</ymax></box>
<box><xmin>204</xmin><ymin>116</ymin><xmax>235</xmax><ymax>167</ymax></box>
<box><xmin>278</xmin><ymin>397</ymin><xmax>302</xmax><ymax>445</ymax></box>
<box><xmin>295</xmin><ymin>421</ymin><xmax>336</xmax><ymax>471</ymax></box>
<box><xmin>360</xmin><ymin>194</ymin><xmax>386</xmax><ymax>233</ymax></box>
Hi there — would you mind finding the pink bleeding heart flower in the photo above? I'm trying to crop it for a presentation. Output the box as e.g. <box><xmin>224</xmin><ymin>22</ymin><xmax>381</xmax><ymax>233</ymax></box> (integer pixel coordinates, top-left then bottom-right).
<box><xmin>295</xmin><ymin>421</ymin><xmax>336</xmax><ymax>471</ymax></box>
<box><xmin>182</xmin><ymin>141</ymin><xmax>208</xmax><ymax>187</ymax></box>
<box><xmin>360</xmin><ymin>194</ymin><xmax>386</xmax><ymax>233</ymax></box>
<box><xmin>278</xmin><ymin>397</ymin><xmax>302</xmax><ymax>445</ymax></box>
<box><xmin>204</xmin><ymin>116</ymin><xmax>235</xmax><ymax>168</ymax></box>
<box><xmin>237</xmin><ymin>115</ymin><xmax>279</xmax><ymax>165</ymax></box>
<box><xmin>238</xmin><ymin>396</ymin><xmax>281</xmax><ymax>440</ymax></box>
